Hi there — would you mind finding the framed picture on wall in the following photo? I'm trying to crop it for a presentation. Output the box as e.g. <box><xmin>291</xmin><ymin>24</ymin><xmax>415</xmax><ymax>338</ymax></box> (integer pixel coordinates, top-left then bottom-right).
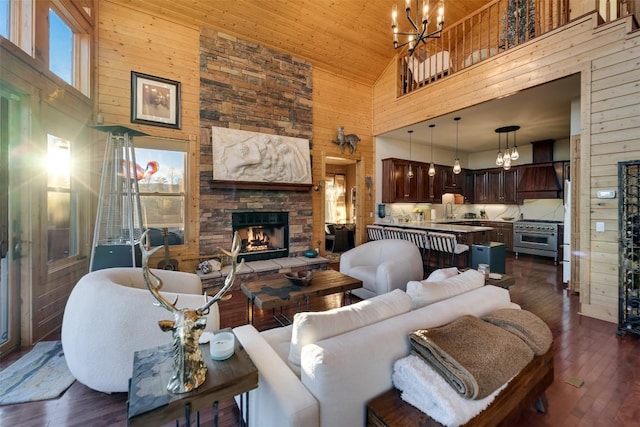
<box><xmin>131</xmin><ymin>71</ymin><xmax>181</xmax><ymax>129</ymax></box>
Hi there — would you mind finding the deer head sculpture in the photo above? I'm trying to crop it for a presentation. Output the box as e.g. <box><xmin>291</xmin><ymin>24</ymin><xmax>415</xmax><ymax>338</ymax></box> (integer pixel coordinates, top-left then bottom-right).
<box><xmin>140</xmin><ymin>230</ymin><xmax>244</xmax><ymax>393</ymax></box>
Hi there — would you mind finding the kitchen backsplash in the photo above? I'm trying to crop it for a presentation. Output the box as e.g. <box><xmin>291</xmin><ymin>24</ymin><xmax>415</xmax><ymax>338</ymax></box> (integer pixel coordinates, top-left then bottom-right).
<box><xmin>384</xmin><ymin>195</ymin><xmax>564</xmax><ymax>223</ymax></box>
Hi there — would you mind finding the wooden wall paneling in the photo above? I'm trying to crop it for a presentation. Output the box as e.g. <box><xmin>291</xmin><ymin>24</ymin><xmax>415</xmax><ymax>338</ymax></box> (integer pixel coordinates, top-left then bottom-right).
<box><xmin>98</xmin><ymin>1</ymin><xmax>202</xmax><ymax>263</ymax></box>
<box><xmin>373</xmin><ymin>14</ymin><xmax>616</xmax><ymax>136</ymax></box>
<box><xmin>312</xmin><ymin>68</ymin><xmax>373</xmax><ymax>251</ymax></box>
<box><xmin>37</xmin><ymin>261</ymin><xmax>88</xmax><ymax>342</ymax></box>
<box><xmin>374</xmin><ymin>12</ymin><xmax>640</xmax><ymax>323</ymax></box>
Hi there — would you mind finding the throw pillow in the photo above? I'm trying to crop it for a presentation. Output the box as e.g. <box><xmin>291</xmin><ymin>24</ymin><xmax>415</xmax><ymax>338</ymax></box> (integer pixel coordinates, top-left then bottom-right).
<box><xmin>406</xmin><ymin>269</ymin><xmax>485</xmax><ymax>309</ymax></box>
<box><xmin>426</xmin><ymin>267</ymin><xmax>460</xmax><ymax>282</ymax></box>
<box><xmin>288</xmin><ymin>289</ymin><xmax>412</xmax><ymax>371</ymax></box>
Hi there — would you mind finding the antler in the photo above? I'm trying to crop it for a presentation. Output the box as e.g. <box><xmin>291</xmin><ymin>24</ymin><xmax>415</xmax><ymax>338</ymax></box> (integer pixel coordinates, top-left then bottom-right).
<box><xmin>140</xmin><ymin>230</ymin><xmax>179</xmax><ymax>313</ymax></box>
<box><xmin>197</xmin><ymin>231</ymin><xmax>244</xmax><ymax>315</ymax></box>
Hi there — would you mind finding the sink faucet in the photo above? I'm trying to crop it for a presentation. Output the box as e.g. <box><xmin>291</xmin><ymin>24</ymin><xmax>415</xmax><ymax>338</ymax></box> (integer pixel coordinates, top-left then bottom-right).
<box><xmin>445</xmin><ymin>202</ymin><xmax>453</xmax><ymax>219</ymax></box>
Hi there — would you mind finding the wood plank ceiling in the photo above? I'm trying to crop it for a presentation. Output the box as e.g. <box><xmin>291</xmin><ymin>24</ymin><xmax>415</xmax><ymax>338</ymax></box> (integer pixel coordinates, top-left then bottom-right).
<box><xmin>113</xmin><ymin>0</ymin><xmax>491</xmax><ymax>85</ymax></box>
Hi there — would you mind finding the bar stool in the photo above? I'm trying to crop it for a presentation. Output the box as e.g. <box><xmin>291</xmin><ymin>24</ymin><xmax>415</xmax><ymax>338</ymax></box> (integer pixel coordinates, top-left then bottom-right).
<box><xmin>366</xmin><ymin>225</ymin><xmax>386</xmax><ymax>241</ymax></box>
<box><xmin>427</xmin><ymin>232</ymin><xmax>469</xmax><ymax>268</ymax></box>
<box><xmin>383</xmin><ymin>227</ymin><xmax>406</xmax><ymax>240</ymax></box>
<box><xmin>402</xmin><ymin>229</ymin><xmax>430</xmax><ymax>272</ymax></box>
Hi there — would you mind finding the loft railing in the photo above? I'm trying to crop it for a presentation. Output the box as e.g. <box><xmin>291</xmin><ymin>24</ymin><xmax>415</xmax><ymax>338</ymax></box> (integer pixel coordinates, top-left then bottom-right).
<box><xmin>398</xmin><ymin>0</ymin><xmax>632</xmax><ymax>96</ymax></box>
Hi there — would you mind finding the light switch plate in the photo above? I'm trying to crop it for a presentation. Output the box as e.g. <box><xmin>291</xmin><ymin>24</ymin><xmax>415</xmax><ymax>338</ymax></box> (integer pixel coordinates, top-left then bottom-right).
<box><xmin>597</xmin><ymin>190</ymin><xmax>616</xmax><ymax>199</ymax></box>
<box><xmin>596</xmin><ymin>222</ymin><xmax>605</xmax><ymax>232</ymax></box>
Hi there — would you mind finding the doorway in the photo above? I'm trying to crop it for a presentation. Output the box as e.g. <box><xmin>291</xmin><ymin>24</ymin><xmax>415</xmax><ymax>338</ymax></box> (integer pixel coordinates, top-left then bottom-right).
<box><xmin>0</xmin><ymin>90</ymin><xmax>21</xmax><ymax>355</ymax></box>
<box><xmin>324</xmin><ymin>156</ymin><xmax>359</xmax><ymax>253</ymax></box>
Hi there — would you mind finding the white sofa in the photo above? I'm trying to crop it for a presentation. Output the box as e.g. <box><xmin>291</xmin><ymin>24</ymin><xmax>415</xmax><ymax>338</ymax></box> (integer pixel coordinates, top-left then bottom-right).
<box><xmin>61</xmin><ymin>267</ymin><xmax>219</xmax><ymax>393</ymax></box>
<box><xmin>233</xmin><ymin>275</ymin><xmax>518</xmax><ymax>427</ymax></box>
<box><xmin>339</xmin><ymin>239</ymin><xmax>424</xmax><ymax>299</ymax></box>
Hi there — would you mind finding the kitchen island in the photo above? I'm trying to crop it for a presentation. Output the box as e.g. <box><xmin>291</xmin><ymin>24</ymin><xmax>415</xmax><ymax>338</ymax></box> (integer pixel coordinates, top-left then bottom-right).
<box><xmin>373</xmin><ymin>220</ymin><xmax>494</xmax><ymax>269</ymax></box>
<box><xmin>374</xmin><ymin>219</ymin><xmax>493</xmax><ymax>237</ymax></box>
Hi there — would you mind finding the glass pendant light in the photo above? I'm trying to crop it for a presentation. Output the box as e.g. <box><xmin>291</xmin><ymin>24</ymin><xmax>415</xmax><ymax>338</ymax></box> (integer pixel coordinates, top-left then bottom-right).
<box><xmin>428</xmin><ymin>124</ymin><xmax>436</xmax><ymax>177</ymax></box>
<box><xmin>496</xmin><ymin>132</ymin><xmax>504</xmax><ymax>166</ymax></box>
<box><xmin>453</xmin><ymin>117</ymin><xmax>461</xmax><ymax>175</ymax></box>
<box><xmin>503</xmin><ymin>131</ymin><xmax>511</xmax><ymax>169</ymax></box>
<box><xmin>511</xmin><ymin>128</ymin><xmax>520</xmax><ymax>160</ymax></box>
<box><xmin>407</xmin><ymin>130</ymin><xmax>414</xmax><ymax>179</ymax></box>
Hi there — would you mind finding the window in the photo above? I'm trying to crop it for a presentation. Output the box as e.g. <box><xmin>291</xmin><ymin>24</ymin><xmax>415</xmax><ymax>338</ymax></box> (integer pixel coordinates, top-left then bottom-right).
<box><xmin>47</xmin><ymin>134</ymin><xmax>78</xmax><ymax>262</ymax></box>
<box><xmin>0</xmin><ymin>0</ymin><xmax>9</xmax><ymax>38</ymax></box>
<box><xmin>135</xmin><ymin>141</ymin><xmax>187</xmax><ymax>245</ymax></box>
<box><xmin>49</xmin><ymin>8</ymin><xmax>73</xmax><ymax>85</ymax></box>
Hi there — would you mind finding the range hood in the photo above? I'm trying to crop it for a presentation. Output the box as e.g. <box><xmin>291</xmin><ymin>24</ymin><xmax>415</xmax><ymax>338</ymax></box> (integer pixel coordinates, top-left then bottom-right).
<box><xmin>517</xmin><ymin>140</ymin><xmax>562</xmax><ymax>201</ymax></box>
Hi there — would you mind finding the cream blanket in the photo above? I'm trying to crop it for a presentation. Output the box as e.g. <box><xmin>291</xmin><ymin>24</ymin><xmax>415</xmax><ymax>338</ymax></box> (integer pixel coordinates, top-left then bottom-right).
<box><xmin>392</xmin><ymin>354</ymin><xmax>509</xmax><ymax>427</ymax></box>
<box><xmin>410</xmin><ymin>315</ymin><xmax>533</xmax><ymax>399</ymax></box>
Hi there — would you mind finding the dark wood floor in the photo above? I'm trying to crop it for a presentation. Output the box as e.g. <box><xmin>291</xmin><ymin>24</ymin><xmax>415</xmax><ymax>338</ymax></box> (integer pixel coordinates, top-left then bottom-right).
<box><xmin>1</xmin><ymin>254</ymin><xmax>639</xmax><ymax>426</ymax></box>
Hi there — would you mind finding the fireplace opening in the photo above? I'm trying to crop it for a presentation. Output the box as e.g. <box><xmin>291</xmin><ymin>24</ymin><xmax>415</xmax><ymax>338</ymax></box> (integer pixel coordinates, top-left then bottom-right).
<box><xmin>232</xmin><ymin>211</ymin><xmax>289</xmax><ymax>262</ymax></box>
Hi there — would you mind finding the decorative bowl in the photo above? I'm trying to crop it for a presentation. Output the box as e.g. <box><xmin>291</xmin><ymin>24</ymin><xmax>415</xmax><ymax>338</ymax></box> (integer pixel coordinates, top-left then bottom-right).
<box><xmin>501</xmin><ymin>216</ymin><xmax>515</xmax><ymax>221</ymax></box>
<box><xmin>303</xmin><ymin>249</ymin><xmax>318</xmax><ymax>258</ymax></box>
<box><xmin>285</xmin><ymin>270</ymin><xmax>314</xmax><ymax>286</ymax></box>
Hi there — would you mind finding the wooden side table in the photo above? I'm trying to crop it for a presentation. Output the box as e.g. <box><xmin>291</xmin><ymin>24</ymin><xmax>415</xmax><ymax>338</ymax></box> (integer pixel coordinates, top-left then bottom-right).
<box><xmin>127</xmin><ymin>335</ymin><xmax>258</xmax><ymax>427</ymax></box>
<box><xmin>366</xmin><ymin>347</ymin><xmax>553</xmax><ymax>427</ymax></box>
<box><xmin>485</xmin><ymin>273</ymin><xmax>516</xmax><ymax>289</ymax></box>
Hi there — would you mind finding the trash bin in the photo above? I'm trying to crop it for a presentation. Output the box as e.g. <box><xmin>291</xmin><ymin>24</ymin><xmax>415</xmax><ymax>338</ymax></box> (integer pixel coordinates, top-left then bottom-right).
<box><xmin>471</xmin><ymin>242</ymin><xmax>506</xmax><ymax>274</ymax></box>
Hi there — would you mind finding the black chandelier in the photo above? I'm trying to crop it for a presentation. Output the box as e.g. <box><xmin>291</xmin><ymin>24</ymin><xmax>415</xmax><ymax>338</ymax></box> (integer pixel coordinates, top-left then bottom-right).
<box><xmin>392</xmin><ymin>0</ymin><xmax>445</xmax><ymax>57</ymax></box>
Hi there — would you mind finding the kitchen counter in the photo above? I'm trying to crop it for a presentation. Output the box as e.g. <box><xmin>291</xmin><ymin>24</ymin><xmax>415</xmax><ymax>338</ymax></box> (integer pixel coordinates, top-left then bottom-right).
<box><xmin>374</xmin><ymin>220</ymin><xmax>494</xmax><ymax>233</ymax></box>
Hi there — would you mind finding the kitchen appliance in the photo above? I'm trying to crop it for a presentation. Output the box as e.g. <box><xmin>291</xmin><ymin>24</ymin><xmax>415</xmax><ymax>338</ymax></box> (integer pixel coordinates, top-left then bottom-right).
<box><xmin>562</xmin><ymin>180</ymin><xmax>571</xmax><ymax>283</ymax></box>
<box><xmin>513</xmin><ymin>219</ymin><xmax>561</xmax><ymax>264</ymax></box>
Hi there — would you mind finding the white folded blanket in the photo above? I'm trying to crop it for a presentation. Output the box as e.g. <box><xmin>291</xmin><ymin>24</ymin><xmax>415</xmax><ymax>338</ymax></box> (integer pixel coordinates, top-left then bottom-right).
<box><xmin>392</xmin><ymin>354</ymin><xmax>509</xmax><ymax>427</ymax></box>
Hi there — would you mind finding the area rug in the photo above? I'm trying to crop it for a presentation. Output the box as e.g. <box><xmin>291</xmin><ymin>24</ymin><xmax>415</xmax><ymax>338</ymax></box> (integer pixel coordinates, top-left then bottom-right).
<box><xmin>0</xmin><ymin>341</ymin><xmax>75</xmax><ymax>405</ymax></box>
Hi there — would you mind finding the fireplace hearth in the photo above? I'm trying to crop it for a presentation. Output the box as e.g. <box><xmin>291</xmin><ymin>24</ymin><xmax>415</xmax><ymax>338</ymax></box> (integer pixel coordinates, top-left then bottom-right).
<box><xmin>232</xmin><ymin>211</ymin><xmax>289</xmax><ymax>262</ymax></box>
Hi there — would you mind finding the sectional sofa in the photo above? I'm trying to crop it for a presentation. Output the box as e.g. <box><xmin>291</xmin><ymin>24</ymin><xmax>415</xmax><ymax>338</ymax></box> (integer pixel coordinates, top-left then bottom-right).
<box><xmin>233</xmin><ymin>269</ymin><xmax>521</xmax><ymax>426</ymax></box>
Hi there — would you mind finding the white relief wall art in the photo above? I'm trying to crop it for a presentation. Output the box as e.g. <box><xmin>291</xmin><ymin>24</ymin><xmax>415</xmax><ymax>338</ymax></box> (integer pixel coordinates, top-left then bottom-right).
<box><xmin>212</xmin><ymin>127</ymin><xmax>312</xmax><ymax>184</ymax></box>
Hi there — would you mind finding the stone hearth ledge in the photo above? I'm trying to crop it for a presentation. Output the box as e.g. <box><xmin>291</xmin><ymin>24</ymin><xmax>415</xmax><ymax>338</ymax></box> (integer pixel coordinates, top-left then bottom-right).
<box><xmin>197</xmin><ymin>256</ymin><xmax>330</xmax><ymax>292</ymax></box>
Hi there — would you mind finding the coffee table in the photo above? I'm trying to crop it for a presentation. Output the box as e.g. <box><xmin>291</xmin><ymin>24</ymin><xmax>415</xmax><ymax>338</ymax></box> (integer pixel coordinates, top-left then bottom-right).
<box><xmin>241</xmin><ymin>269</ymin><xmax>363</xmax><ymax>325</ymax></box>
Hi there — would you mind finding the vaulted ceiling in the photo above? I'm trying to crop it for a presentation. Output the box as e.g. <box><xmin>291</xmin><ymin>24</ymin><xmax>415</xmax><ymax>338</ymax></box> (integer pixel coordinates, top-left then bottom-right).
<box><xmin>118</xmin><ymin>0</ymin><xmax>492</xmax><ymax>85</ymax></box>
<box><xmin>117</xmin><ymin>0</ymin><xmax>580</xmax><ymax>152</ymax></box>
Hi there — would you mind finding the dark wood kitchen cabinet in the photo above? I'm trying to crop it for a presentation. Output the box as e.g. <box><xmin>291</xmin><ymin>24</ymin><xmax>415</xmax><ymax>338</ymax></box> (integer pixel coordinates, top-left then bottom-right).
<box><xmin>419</xmin><ymin>164</ymin><xmax>443</xmax><ymax>203</ymax></box>
<box><xmin>487</xmin><ymin>168</ymin><xmax>518</xmax><ymax>204</ymax></box>
<box><xmin>482</xmin><ymin>221</ymin><xmax>514</xmax><ymax>250</ymax></box>
<box><xmin>381</xmin><ymin>158</ymin><xmax>419</xmax><ymax>203</ymax></box>
<box><xmin>442</xmin><ymin>167</ymin><xmax>465</xmax><ymax>194</ymax></box>
<box><xmin>463</xmin><ymin>171</ymin><xmax>475</xmax><ymax>203</ymax></box>
<box><xmin>474</xmin><ymin>171</ymin><xmax>489</xmax><ymax>203</ymax></box>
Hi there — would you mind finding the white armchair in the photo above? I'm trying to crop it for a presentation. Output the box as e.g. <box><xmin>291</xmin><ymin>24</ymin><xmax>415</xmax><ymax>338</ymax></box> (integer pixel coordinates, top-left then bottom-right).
<box><xmin>61</xmin><ymin>267</ymin><xmax>219</xmax><ymax>393</ymax></box>
<box><xmin>340</xmin><ymin>239</ymin><xmax>424</xmax><ymax>299</ymax></box>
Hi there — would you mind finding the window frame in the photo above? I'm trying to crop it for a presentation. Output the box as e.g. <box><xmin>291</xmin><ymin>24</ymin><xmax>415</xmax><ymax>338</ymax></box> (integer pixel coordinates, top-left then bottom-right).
<box><xmin>46</xmin><ymin>133</ymin><xmax>79</xmax><ymax>265</ymax></box>
<box><xmin>48</xmin><ymin>0</ymin><xmax>91</xmax><ymax>96</ymax></box>
<box><xmin>134</xmin><ymin>137</ymin><xmax>189</xmax><ymax>247</ymax></box>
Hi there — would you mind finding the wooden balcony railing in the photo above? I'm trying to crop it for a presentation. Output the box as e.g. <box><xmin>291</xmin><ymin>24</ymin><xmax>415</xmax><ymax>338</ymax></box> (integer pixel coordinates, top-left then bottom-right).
<box><xmin>399</xmin><ymin>0</ymin><xmax>580</xmax><ymax>95</ymax></box>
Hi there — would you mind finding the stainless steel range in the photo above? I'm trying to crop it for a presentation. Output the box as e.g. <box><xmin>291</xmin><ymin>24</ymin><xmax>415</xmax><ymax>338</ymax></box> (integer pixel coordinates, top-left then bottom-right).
<box><xmin>513</xmin><ymin>219</ymin><xmax>561</xmax><ymax>264</ymax></box>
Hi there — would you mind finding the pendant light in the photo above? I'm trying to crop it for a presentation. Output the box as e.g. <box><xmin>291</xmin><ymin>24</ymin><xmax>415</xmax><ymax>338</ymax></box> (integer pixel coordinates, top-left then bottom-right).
<box><xmin>511</xmin><ymin>129</ymin><xmax>520</xmax><ymax>160</ymax></box>
<box><xmin>503</xmin><ymin>131</ymin><xmax>512</xmax><ymax>170</ymax></box>
<box><xmin>428</xmin><ymin>124</ymin><xmax>436</xmax><ymax>177</ymax></box>
<box><xmin>407</xmin><ymin>130</ymin><xmax>414</xmax><ymax>179</ymax></box>
<box><xmin>453</xmin><ymin>117</ymin><xmax>461</xmax><ymax>175</ymax></box>
<box><xmin>495</xmin><ymin>132</ymin><xmax>504</xmax><ymax>166</ymax></box>
<box><xmin>495</xmin><ymin>126</ymin><xmax>520</xmax><ymax>170</ymax></box>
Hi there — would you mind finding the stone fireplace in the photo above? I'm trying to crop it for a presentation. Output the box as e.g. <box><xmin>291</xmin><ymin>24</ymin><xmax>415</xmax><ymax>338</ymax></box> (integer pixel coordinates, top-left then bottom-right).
<box><xmin>232</xmin><ymin>211</ymin><xmax>289</xmax><ymax>262</ymax></box>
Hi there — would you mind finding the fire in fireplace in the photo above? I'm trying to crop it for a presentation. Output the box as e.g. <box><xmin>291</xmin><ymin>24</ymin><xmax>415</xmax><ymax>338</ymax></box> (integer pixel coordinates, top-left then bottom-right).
<box><xmin>232</xmin><ymin>211</ymin><xmax>289</xmax><ymax>262</ymax></box>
